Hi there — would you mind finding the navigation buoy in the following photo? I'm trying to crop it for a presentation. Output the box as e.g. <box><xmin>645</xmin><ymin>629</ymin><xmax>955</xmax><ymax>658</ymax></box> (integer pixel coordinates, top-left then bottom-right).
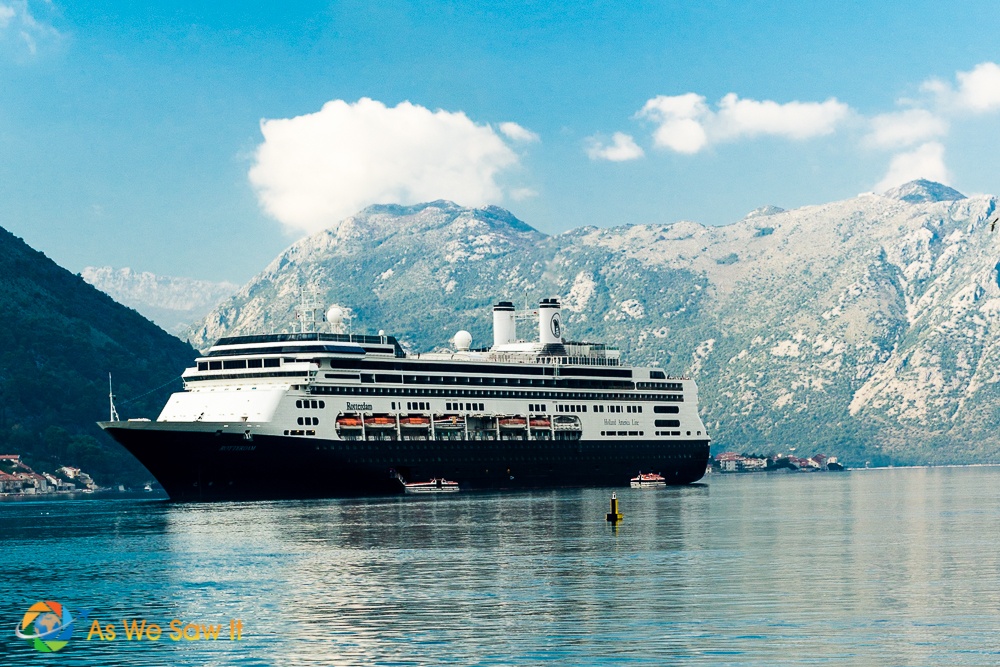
<box><xmin>606</xmin><ymin>492</ymin><xmax>623</xmax><ymax>522</ymax></box>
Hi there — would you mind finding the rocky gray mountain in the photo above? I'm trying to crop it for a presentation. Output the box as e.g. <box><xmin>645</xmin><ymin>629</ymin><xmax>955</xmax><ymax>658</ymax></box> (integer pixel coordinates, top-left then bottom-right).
<box><xmin>82</xmin><ymin>266</ymin><xmax>238</xmax><ymax>335</ymax></box>
<box><xmin>189</xmin><ymin>182</ymin><xmax>1000</xmax><ymax>465</ymax></box>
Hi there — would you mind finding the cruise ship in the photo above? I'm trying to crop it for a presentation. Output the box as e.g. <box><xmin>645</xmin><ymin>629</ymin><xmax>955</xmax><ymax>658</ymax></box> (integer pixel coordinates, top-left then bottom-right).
<box><xmin>100</xmin><ymin>298</ymin><xmax>710</xmax><ymax>500</ymax></box>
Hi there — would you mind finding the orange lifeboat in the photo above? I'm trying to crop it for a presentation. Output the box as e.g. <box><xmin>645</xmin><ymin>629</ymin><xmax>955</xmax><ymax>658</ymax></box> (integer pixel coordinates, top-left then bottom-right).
<box><xmin>499</xmin><ymin>416</ymin><xmax>527</xmax><ymax>428</ymax></box>
<box><xmin>336</xmin><ymin>416</ymin><xmax>363</xmax><ymax>428</ymax></box>
<box><xmin>364</xmin><ymin>415</ymin><xmax>396</xmax><ymax>428</ymax></box>
<box><xmin>401</xmin><ymin>415</ymin><xmax>430</xmax><ymax>427</ymax></box>
<box><xmin>529</xmin><ymin>418</ymin><xmax>551</xmax><ymax>429</ymax></box>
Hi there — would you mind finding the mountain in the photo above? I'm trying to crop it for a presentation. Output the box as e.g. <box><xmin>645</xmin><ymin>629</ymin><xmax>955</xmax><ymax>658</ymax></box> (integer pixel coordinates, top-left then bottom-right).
<box><xmin>82</xmin><ymin>266</ymin><xmax>237</xmax><ymax>335</ymax></box>
<box><xmin>0</xmin><ymin>227</ymin><xmax>197</xmax><ymax>484</ymax></box>
<box><xmin>189</xmin><ymin>185</ymin><xmax>1000</xmax><ymax>465</ymax></box>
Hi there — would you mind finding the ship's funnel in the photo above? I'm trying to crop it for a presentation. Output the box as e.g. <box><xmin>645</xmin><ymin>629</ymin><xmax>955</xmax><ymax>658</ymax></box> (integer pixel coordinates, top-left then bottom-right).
<box><xmin>539</xmin><ymin>298</ymin><xmax>563</xmax><ymax>345</ymax></box>
<box><xmin>492</xmin><ymin>301</ymin><xmax>516</xmax><ymax>347</ymax></box>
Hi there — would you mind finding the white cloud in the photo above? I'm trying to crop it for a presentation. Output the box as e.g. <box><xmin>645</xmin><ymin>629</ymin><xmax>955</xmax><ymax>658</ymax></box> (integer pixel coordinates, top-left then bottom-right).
<box><xmin>922</xmin><ymin>62</ymin><xmax>1000</xmax><ymax>113</ymax></box>
<box><xmin>0</xmin><ymin>1</ymin><xmax>61</xmax><ymax>56</ymax></box>
<box><xmin>586</xmin><ymin>132</ymin><xmax>644</xmax><ymax>161</ymax></box>
<box><xmin>712</xmin><ymin>93</ymin><xmax>848</xmax><ymax>140</ymax></box>
<box><xmin>249</xmin><ymin>98</ymin><xmax>527</xmax><ymax>235</ymax></box>
<box><xmin>638</xmin><ymin>93</ymin><xmax>709</xmax><ymax>154</ymax></box>
<box><xmin>638</xmin><ymin>92</ymin><xmax>849</xmax><ymax>153</ymax></box>
<box><xmin>509</xmin><ymin>187</ymin><xmax>539</xmax><ymax>201</ymax></box>
<box><xmin>864</xmin><ymin>109</ymin><xmax>948</xmax><ymax>149</ymax></box>
<box><xmin>875</xmin><ymin>142</ymin><xmax>950</xmax><ymax>192</ymax></box>
<box><xmin>498</xmin><ymin>122</ymin><xmax>540</xmax><ymax>143</ymax></box>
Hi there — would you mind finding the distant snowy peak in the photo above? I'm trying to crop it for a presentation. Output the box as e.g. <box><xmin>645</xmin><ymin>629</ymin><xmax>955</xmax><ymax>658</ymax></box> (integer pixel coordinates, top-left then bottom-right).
<box><xmin>882</xmin><ymin>179</ymin><xmax>966</xmax><ymax>203</ymax></box>
<box><xmin>342</xmin><ymin>200</ymin><xmax>542</xmax><ymax>238</ymax></box>
<box><xmin>744</xmin><ymin>205</ymin><xmax>786</xmax><ymax>219</ymax></box>
<box><xmin>82</xmin><ymin>266</ymin><xmax>238</xmax><ymax>334</ymax></box>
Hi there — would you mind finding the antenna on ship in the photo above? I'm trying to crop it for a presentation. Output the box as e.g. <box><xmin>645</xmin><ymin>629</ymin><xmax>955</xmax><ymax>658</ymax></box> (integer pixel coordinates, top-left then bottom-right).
<box><xmin>108</xmin><ymin>373</ymin><xmax>120</xmax><ymax>422</ymax></box>
<box><xmin>296</xmin><ymin>289</ymin><xmax>322</xmax><ymax>334</ymax></box>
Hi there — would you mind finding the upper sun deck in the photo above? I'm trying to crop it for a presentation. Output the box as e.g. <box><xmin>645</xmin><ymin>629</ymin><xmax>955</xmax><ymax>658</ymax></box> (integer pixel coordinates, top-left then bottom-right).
<box><xmin>201</xmin><ymin>297</ymin><xmax>633</xmax><ymax>371</ymax></box>
<box><xmin>209</xmin><ymin>332</ymin><xmax>405</xmax><ymax>358</ymax></box>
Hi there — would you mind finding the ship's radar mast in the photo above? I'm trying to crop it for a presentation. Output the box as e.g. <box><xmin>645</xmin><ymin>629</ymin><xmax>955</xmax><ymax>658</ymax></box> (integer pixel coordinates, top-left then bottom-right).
<box><xmin>296</xmin><ymin>290</ymin><xmax>323</xmax><ymax>334</ymax></box>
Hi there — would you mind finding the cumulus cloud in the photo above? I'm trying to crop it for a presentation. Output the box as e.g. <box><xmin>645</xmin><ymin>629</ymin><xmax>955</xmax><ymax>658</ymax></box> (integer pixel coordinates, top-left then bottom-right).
<box><xmin>638</xmin><ymin>92</ymin><xmax>849</xmax><ymax>153</ymax></box>
<box><xmin>922</xmin><ymin>62</ymin><xmax>1000</xmax><ymax>113</ymax></box>
<box><xmin>0</xmin><ymin>1</ymin><xmax>61</xmax><ymax>55</ymax></box>
<box><xmin>864</xmin><ymin>109</ymin><xmax>948</xmax><ymax>149</ymax></box>
<box><xmin>586</xmin><ymin>132</ymin><xmax>644</xmax><ymax>161</ymax></box>
<box><xmin>249</xmin><ymin>98</ymin><xmax>528</xmax><ymax>235</ymax></box>
<box><xmin>498</xmin><ymin>122</ymin><xmax>540</xmax><ymax>143</ymax></box>
<box><xmin>875</xmin><ymin>142</ymin><xmax>950</xmax><ymax>192</ymax></box>
<box><xmin>637</xmin><ymin>93</ymin><xmax>709</xmax><ymax>153</ymax></box>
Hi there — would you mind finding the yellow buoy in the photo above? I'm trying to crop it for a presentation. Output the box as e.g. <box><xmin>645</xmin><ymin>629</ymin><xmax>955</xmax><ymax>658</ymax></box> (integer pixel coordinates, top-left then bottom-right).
<box><xmin>606</xmin><ymin>492</ymin><xmax>623</xmax><ymax>522</ymax></box>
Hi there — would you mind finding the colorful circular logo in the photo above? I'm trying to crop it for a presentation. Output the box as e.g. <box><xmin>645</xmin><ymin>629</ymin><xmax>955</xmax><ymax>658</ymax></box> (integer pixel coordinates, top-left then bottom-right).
<box><xmin>15</xmin><ymin>601</ymin><xmax>75</xmax><ymax>653</ymax></box>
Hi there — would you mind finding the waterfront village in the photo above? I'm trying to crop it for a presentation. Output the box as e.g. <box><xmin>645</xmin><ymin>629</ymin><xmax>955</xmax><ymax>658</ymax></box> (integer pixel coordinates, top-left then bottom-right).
<box><xmin>711</xmin><ymin>452</ymin><xmax>844</xmax><ymax>473</ymax></box>
<box><xmin>0</xmin><ymin>454</ymin><xmax>100</xmax><ymax>495</ymax></box>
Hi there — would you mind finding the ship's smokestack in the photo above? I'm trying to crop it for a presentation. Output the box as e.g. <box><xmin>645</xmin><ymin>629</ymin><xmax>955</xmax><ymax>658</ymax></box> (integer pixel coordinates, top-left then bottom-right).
<box><xmin>492</xmin><ymin>301</ymin><xmax>516</xmax><ymax>347</ymax></box>
<box><xmin>538</xmin><ymin>298</ymin><xmax>563</xmax><ymax>345</ymax></box>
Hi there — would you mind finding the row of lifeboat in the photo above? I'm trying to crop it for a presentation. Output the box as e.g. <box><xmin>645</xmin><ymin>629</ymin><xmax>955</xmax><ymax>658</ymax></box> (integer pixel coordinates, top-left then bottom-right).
<box><xmin>336</xmin><ymin>414</ymin><xmax>566</xmax><ymax>430</ymax></box>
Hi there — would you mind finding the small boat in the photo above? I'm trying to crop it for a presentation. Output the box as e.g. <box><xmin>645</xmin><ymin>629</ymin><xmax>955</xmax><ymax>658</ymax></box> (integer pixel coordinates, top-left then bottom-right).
<box><xmin>630</xmin><ymin>472</ymin><xmax>666</xmax><ymax>488</ymax></box>
<box><xmin>403</xmin><ymin>478</ymin><xmax>460</xmax><ymax>494</ymax></box>
<box><xmin>499</xmin><ymin>417</ymin><xmax>527</xmax><ymax>428</ymax></box>
<box><xmin>364</xmin><ymin>416</ymin><xmax>396</xmax><ymax>428</ymax></box>
<box><xmin>434</xmin><ymin>416</ymin><xmax>465</xmax><ymax>429</ymax></box>
<box><xmin>143</xmin><ymin>484</ymin><xmax>153</xmax><ymax>492</ymax></box>
<box><xmin>335</xmin><ymin>416</ymin><xmax>363</xmax><ymax>428</ymax></box>
<box><xmin>553</xmin><ymin>415</ymin><xmax>582</xmax><ymax>430</ymax></box>
<box><xmin>529</xmin><ymin>418</ymin><xmax>551</xmax><ymax>428</ymax></box>
<box><xmin>401</xmin><ymin>416</ymin><xmax>430</xmax><ymax>427</ymax></box>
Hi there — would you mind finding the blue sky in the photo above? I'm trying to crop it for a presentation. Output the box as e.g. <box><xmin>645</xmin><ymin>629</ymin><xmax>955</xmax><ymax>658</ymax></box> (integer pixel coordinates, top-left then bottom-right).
<box><xmin>1</xmin><ymin>0</ymin><xmax>999</xmax><ymax>282</ymax></box>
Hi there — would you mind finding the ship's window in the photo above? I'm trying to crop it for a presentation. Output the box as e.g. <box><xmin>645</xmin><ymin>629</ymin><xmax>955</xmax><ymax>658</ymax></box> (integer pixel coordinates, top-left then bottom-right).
<box><xmin>209</xmin><ymin>361</ymin><xmax>222</xmax><ymax>370</ymax></box>
<box><xmin>247</xmin><ymin>359</ymin><xmax>263</xmax><ymax>368</ymax></box>
<box><xmin>319</xmin><ymin>401</ymin><xmax>325</xmax><ymax>409</ymax></box>
<box><xmin>296</xmin><ymin>400</ymin><xmax>302</xmax><ymax>408</ymax></box>
<box><xmin>654</xmin><ymin>405</ymin><xmax>679</xmax><ymax>414</ymax></box>
<box><xmin>637</xmin><ymin>406</ymin><xmax>642</xmax><ymax>413</ymax></box>
<box><xmin>697</xmin><ymin>431</ymin><xmax>702</xmax><ymax>435</ymax></box>
<box><xmin>297</xmin><ymin>417</ymin><xmax>303</xmax><ymax>425</ymax></box>
<box><xmin>650</xmin><ymin>370</ymin><xmax>666</xmax><ymax>379</ymax></box>
<box><xmin>198</xmin><ymin>362</ymin><xmax>208</xmax><ymax>371</ymax></box>
<box><xmin>310</xmin><ymin>400</ymin><xmax>318</xmax><ymax>409</ymax></box>
<box><xmin>264</xmin><ymin>358</ymin><xmax>280</xmax><ymax>368</ymax></box>
<box><xmin>687</xmin><ymin>431</ymin><xmax>691</xmax><ymax>436</ymax></box>
<box><xmin>655</xmin><ymin>419</ymin><xmax>680</xmax><ymax>428</ymax></box>
<box><xmin>284</xmin><ymin>430</ymin><xmax>289</xmax><ymax>435</ymax></box>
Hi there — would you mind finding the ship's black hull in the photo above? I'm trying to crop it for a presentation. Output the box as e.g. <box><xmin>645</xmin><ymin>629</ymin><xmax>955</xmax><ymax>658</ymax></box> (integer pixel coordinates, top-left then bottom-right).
<box><xmin>103</xmin><ymin>424</ymin><xmax>710</xmax><ymax>501</ymax></box>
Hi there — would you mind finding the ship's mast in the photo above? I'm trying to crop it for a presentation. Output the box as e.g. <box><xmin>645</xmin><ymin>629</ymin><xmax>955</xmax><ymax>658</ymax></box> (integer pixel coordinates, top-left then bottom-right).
<box><xmin>108</xmin><ymin>373</ymin><xmax>120</xmax><ymax>422</ymax></box>
<box><xmin>296</xmin><ymin>290</ymin><xmax>322</xmax><ymax>334</ymax></box>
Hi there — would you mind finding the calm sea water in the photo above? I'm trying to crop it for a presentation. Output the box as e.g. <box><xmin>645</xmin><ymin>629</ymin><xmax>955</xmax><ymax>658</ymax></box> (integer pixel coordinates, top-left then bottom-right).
<box><xmin>3</xmin><ymin>467</ymin><xmax>1000</xmax><ymax>666</ymax></box>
